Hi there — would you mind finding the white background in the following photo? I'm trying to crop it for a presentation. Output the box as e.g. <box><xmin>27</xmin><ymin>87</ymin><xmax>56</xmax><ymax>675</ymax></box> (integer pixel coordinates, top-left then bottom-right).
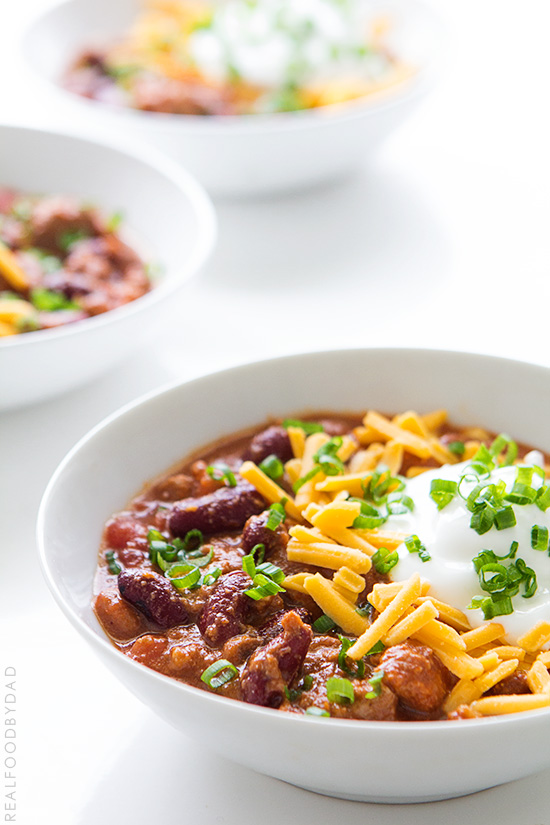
<box><xmin>2</xmin><ymin>0</ymin><xmax>550</xmax><ymax>822</ymax></box>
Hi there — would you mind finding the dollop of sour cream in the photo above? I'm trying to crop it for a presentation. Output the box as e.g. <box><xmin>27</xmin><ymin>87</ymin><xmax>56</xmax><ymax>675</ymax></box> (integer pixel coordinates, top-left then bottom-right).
<box><xmin>189</xmin><ymin>0</ymin><xmax>390</xmax><ymax>94</ymax></box>
<box><xmin>387</xmin><ymin>452</ymin><xmax>550</xmax><ymax>644</ymax></box>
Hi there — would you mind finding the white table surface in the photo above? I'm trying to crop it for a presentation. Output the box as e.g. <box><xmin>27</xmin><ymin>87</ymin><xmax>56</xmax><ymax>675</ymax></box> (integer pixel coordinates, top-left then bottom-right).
<box><xmin>2</xmin><ymin>1</ymin><xmax>550</xmax><ymax>822</ymax></box>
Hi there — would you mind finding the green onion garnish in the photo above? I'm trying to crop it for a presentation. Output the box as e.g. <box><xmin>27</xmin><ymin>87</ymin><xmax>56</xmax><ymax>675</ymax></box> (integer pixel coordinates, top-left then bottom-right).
<box><xmin>493</xmin><ymin>506</ymin><xmax>516</xmax><ymax>531</ymax></box>
<box><xmin>531</xmin><ymin>524</ymin><xmax>549</xmax><ymax>552</ymax></box>
<box><xmin>305</xmin><ymin>706</ymin><xmax>330</xmax><ymax>717</ymax></box>
<box><xmin>338</xmin><ymin>636</ymin><xmax>365</xmax><ymax>678</ymax></box>
<box><xmin>265</xmin><ymin>501</ymin><xmax>287</xmax><ymax>531</ymax></box>
<box><xmin>30</xmin><ymin>288</ymin><xmax>80</xmax><ymax>312</ymax></box>
<box><xmin>106</xmin><ymin>210</ymin><xmax>124</xmax><ymax>233</ymax></box>
<box><xmin>206</xmin><ymin>463</ymin><xmax>237</xmax><ymax>487</ymax></box>
<box><xmin>105</xmin><ymin>550</ymin><xmax>121</xmax><ymax>575</ymax></box>
<box><xmin>259</xmin><ymin>454</ymin><xmax>284</xmax><ymax>480</ymax></box>
<box><xmin>326</xmin><ymin>677</ymin><xmax>354</xmax><ymax>705</ymax></box>
<box><xmin>313</xmin><ymin>614</ymin><xmax>336</xmax><ymax>633</ymax></box>
<box><xmin>367</xmin><ymin>640</ymin><xmax>386</xmax><ymax>656</ymax></box>
<box><xmin>167</xmin><ymin>564</ymin><xmax>201</xmax><ymax>590</ymax></box>
<box><xmin>372</xmin><ymin>546</ymin><xmax>399</xmax><ymax>575</ymax></box>
<box><xmin>429</xmin><ymin>479</ymin><xmax>457</xmax><ymax>511</ymax></box>
<box><xmin>200</xmin><ymin>660</ymin><xmax>238</xmax><ymax>689</ymax></box>
<box><xmin>447</xmin><ymin>441</ymin><xmax>465</xmax><ymax>458</ymax></box>
<box><xmin>59</xmin><ymin>229</ymin><xmax>89</xmax><ymax>252</ymax></box>
<box><xmin>282</xmin><ymin>419</ymin><xmax>324</xmax><ymax>435</ymax></box>
<box><xmin>536</xmin><ymin>486</ymin><xmax>550</xmax><ymax>512</ymax></box>
<box><xmin>365</xmin><ymin>670</ymin><xmax>385</xmax><ymax>699</ymax></box>
<box><xmin>405</xmin><ymin>534</ymin><xmax>431</xmax><ymax>562</ymax></box>
<box><xmin>255</xmin><ymin>561</ymin><xmax>285</xmax><ymax>584</ymax></box>
<box><xmin>202</xmin><ymin>568</ymin><xmax>222</xmax><ymax>587</ymax></box>
<box><xmin>242</xmin><ymin>553</ymin><xmax>256</xmax><ymax>579</ymax></box>
<box><xmin>250</xmin><ymin>543</ymin><xmax>265</xmax><ymax>563</ymax></box>
<box><xmin>181</xmin><ymin>529</ymin><xmax>203</xmax><ymax>552</ymax></box>
<box><xmin>244</xmin><ymin>573</ymin><xmax>285</xmax><ymax>601</ymax></box>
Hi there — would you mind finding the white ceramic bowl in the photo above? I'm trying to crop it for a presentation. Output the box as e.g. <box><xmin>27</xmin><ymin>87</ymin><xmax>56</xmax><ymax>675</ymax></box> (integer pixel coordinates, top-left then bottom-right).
<box><xmin>22</xmin><ymin>0</ymin><xmax>444</xmax><ymax>196</ymax></box>
<box><xmin>0</xmin><ymin>124</ymin><xmax>216</xmax><ymax>410</ymax></box>
<box><xmin>38</xmin><ymin>348</ymin><xmax>550</xmax><ymax>803</ymax></box>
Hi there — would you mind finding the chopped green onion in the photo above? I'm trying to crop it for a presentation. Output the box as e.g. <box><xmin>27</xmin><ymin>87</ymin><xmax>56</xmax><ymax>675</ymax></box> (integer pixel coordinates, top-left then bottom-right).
<box><xmin>338</xmin><ymin>636</ymin><xmax>365</xmax><ymax>678</ymax></box>
<box><xmin>256</xmin><ymin>561</ymin><xmax>285</xmax><ymax>584</ymax></box>
<box><xmin>242</xmin><ymin>553</ymin><xmax>256</xmax><ymax>579</ymax></box>
<box><xmin>106</xmin><ymin>210</ymin><xmax>124</xmax><ymax>233</ymax></box>
<box><xmin>494</xmin><ymin>506</ymin><xmax>516</xmax><ymax>531</ymax></box>
<box><xmin>367</xmin><ymin>640</ymin><xmax>386</xmax><ymax>656</ymax></box>
<box><xmin>265</xmin><ymin>501</ymin><xmax>287</xmax><ymax>531</ymax></box>
<box><xmin>356</xmin><ymin>603</ymin><xmax>373</xmax><ymax>619</ymax></box>
<box><xmin>105</xmin><ymin>550</ymin><xmax>121</xmax><ymax>575</ymax></box>
<box><xmin>447</xmin><ymin>441</ymin><xmax>465</xmax><ymax>458</ymax></box>
<box><xmin>313</xmin><ymin>614</ymin><xmax>336</xmax><ymax>633</ymax></box>
<box><xmin>302</xmin><ymin>674</ymin><xmax>313</xmax><ymax>690</ymax></box>
<box><xmin>326</xmin><ymin>677</ymin><xmax>354</xmax><ymax>705</ymax></box>
<box><xmin>405</xmin><ymin>534</ymin><xmax>431</xmax><ymax>562</ymax></box>
<box><xmin>259</xmin><ymin>454</ymin><xmax>284</xmax><ymax>480</ymax></box>
<box><xmin>292</xmin><ymin>466</ymin><xmax>321</xmax><ymax>492</ymax></box>
<box><xmin>202</xmin><ymin>567</ymin><xmax>222</xmax><ymax>586</ymax></box>
<box><xmin>489</xmin><ymin>434</ymin><xmax>518</xmax><ymax>466</ymax></box>
<box><xmin>531</xmin><ymin>524</ymin><xmax>549</xmax><ymax>552</ymax></box>
<box><xmin>200</xmin><ymin>659</ymin><xmax>238</xmax><ymax>689</ymax></box>
<box><xmin>282</xmin><ymin>419</ymin><xmax>324</xmax><ymax>435</ymax></box>
<box><xmin>188</xmin><ymin>547</ymin><xmax>213</xmax><ymax>568</ymax></box>
<box><xmin>372</xmin><ymin>546</ymin><xmax>399</xmax><ymax>575</ymax></box>
<box><xmin>206</xmin><ymin>463</ymin><xmax>237</xmax><ymax>487</ymax></box>
<box><xmin>30</xmin><ymin>288</ymin><xmax>80</xmax><ymax>312</ymax></box>
<box><xmin>305</xmin><ymin>707</ymin><xmax>330</xmax><ymax>717</ymax></box>
<box><xmin>536</xmin><ymin>486</ymin><xmax>550</xmax><ymax>512</ymax></box>
<box><xmin>353</xmin><ymin>514</ymin><xmax>387</xmax><ymax>529</ymax></box>
<box><xmin>181</xmin><ymin>529</ymin><xmax>203</xmax><ymax>552</ymax></box>
<box><xmin>469</xmin><ymin>594</ymin><xmax>513</xmax><ymax>620</ymax></box>
<box><xmin>250</xmin><ymin>543</ymin><xmax>265</xmax><ymax>563</ymax></box>
<box><xmin>429</xmin><ymin>479</ymin><xmax>458</xmax><ymax>511</ymax></box>
<box><xmin>58</xmin><ymin>229</ymin><xmax>89</xmax><ymax>251</ymax></box>
<box><xmin>244</xmin><ymin>573</ymin><xmax>285</xmax><ymax>601</ymax></box>
<box><xmin>313</xmin><ymin>437</ymin><xmax>345</xmax><ymax>477</ymax></box>
<box><xmin>365</xmin><ymin>670</ymin><xmax>385</xmax><ymax>699</ymax></box>
<box><xmin>386</xmin><ymin>495</ymin><xmax>414</xmax><ymax>515</ymax></box>
<box><xmin>167</xmin><ymin>565</ymin><xmax>201</xmax><ymax>590</ymax></box>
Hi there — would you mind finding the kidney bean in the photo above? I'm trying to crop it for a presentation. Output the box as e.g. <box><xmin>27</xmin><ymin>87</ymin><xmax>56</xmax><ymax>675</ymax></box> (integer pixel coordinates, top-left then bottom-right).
<box><xmin>198</xmin><ymin>571</ymin><xmax>250</xmax><ymax>646</ymax></box>
<box><xmin>380</xmin><ymin>641</ymin><xmax>451</xmax><ymax>715</ymax></box>
<box><xmin>169</xmin><ymin>481</ymin><xmax>265</xmax><ymax>537</ymax></box>
<box><xmin>241</xmin><ymin>611</ymin><xmax>312</xmax><ymax>708</ymax></box>
<box><xmin>486</xmin><ymin>670</ymin><xmax>530</xmax><ymax>696</ymax></box>
<box><xmin>242</xmin><ymin>426</ymin><xmax>293</xmax><ymax>464</ymax></box>
<box><xmin>241</xmin><ymin>511</ymin><xmax>289</xmax><ymax>558</ymax></box>
<box><xmin>118</xmin><ymin>569</ymin><xmax>189</xmax><ymax>629</ymax></box>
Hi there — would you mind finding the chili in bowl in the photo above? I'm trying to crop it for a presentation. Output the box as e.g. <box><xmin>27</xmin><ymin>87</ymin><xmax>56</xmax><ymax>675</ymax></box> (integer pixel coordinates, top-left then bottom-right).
<box><xmin>23</xmin><ymin>0</ymin><xmax>443</xmax><ymax>195</ymax></box>
<box><xmin>0</xmin><ymin>124</ymin><xmax>215</xmax><ymax>409</ymax></box>
<box><xmin>38</xmin><ymin>349</ymin><xmax>550</xmax><ymax>802</ymax></box>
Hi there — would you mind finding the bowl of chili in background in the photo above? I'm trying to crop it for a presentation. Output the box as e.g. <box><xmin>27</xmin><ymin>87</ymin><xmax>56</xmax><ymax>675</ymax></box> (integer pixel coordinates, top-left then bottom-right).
<box><xmin>22</xmin><ymin>0</ymin><xmax>444</xmax><ymax>196</ymax></box>
<box><xmin>37</xmin><ymin>348</ymin><xmax>550</xmax><ymax>803</ymax></box>
<box><xmin>0</xmin><ymin>124</ymin><xmax>216</xmax><ymax>410</ymax></box>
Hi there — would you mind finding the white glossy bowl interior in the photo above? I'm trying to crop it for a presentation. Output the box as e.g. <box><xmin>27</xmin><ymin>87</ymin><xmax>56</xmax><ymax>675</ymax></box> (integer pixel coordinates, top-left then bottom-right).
<box><xmin>22</xmin><ymin>0</ymin><xmax>444</xmax><ymax>196</ymax></box>
<box><xmin>0</xmin><ymin>124</ymin><xmax>216</xmax><ymax>410</ymax></box>
<box><xmin>38</xmin><ymin>348</ymin><xmax>550</xmax><ymax>802</ymax></box>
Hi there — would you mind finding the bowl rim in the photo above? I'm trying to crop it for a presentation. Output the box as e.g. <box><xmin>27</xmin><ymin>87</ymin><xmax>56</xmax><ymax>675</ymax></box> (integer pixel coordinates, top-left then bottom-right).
<box><xmin>36</xmin><ymin>345</ymin><xmax>550</xmax><ymax>733</ymax></box>
<box><xmin>0</xmin><ymin>122</ymin><xmax>217</xmax><ymax>349</ymax></box>
<box><xmin>22</xmin><ymin>0</ymin><xmax>446</xmax><ymax>135</ymax></box>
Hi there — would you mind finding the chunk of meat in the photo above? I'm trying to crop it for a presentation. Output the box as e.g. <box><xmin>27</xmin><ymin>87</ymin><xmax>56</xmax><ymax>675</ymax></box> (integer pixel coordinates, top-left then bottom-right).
<box><xmin>118</xmin><ymin>569</ymin><xmax>189</xmax><ymax>629</ymax></box>
<box><xmin>241</xmin><ymin>511</ymin><xmax>289</xmax><ymax>558</ymax></box>
<box><xmin>242</xmin><ymin>426</ymin><xmax>293</xmax><ymax>464</ymax></box>
<box><xmin>151</xmin><ymin>473</ymin><xmax>194</xmax><ymax>502</ymax></box>
<box><xmin>29</xmin><ymin>196</ymin><xmax>100</xmax><ymax>254</ymax></box>
<box><xmin>241</xmin><ymin>611</ymin><xmax>312</xmax><ymax>708</ymax></box>
<box><xmin>198</xmin><ymin>571</ymin><xmax>250</xmax><ymax>646</ymax></box>
<box><xmin>380</xmin><ymin>641</ymin><xmax>451</xmax><ymax>715</ymax></box>
<box><xmin>132</xmin><ymin>74</ymin><xmax>235</xmax><ymax>115</ymax></box>
<box><xmin>486</xmin><ymin>670</ymin><xmax>530</xmax><ymax>696</ymax></box>
<box><xmin>169</xmin><ymin>481</ymin><xmax>265</xmax><ymax>537</ymax></box>
<box><xmin>258</xmin><ymin>607</ymin><xmax>311</xmax><ymax>642</ymax></box>
<box><xmin>94</xmin><ymin>589</ymin><xmax>143</xmax><ymax>640</ymax></box>
<box><xmin>330</xmin><ymin>682</ymin><xmax>398</xmax><ymax>721</ymax></box>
